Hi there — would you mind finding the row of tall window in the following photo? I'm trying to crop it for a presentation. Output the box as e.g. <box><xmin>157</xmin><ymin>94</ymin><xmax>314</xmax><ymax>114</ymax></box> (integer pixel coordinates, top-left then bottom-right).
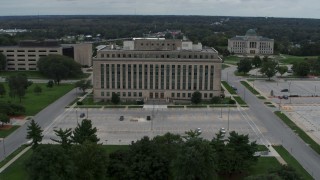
<box><xmin>0</xmin><ymin>49</ymin><xmax>58</xmax><ymax>53</ymax></box>
<box><xmin>100</xmin><ymin>64</ymin><xmax>215</xmax><ymax>91</ymax></box>
<box><xmin>100</xmin><ymin>52</ymin><xmax>215</xmax><ymax>59</ymax></box>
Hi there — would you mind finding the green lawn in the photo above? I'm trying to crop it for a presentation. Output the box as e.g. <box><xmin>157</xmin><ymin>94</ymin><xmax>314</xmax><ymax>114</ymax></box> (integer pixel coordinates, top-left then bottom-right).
<box><xmin>0</xmin><ymin>126</ymin><xmax>20</xmax><ymax>138</ymax></box>
<box><xmin>273</xmin><ymin>145</ymin><xmax>313</xmax><ymax>180</ymax></box>
<box><xmin>0</xmin><ymin>148</ymin><xmax>32</xmax><ymax>180</ymax></box>
<box><xmin>223</xmin><ymin>56</ymin><xmax>242</xmax><ymax>65</ymax></box>
<box><xmin>234</xmin><ymin>71</ymin><xmax>250</xmax><ymax>77</ymax></box>
<box><xmin>0</xmin><ymin>71</ymin><xmax>91</xmax><ymax>80</ymax></box>
<box><xmin>0</xmin><ymin>83</ymin><xmax>74</xmax><ymax>115</ymax></box>
<box><xmin>0</xmin><ymin>71</ymin><xmax>46</xmax><ymax>79</ymax></box>
<box><xmin>279</xmin><ymin>55</ymin><xmax>318</xmax><ymax>64</ymax></box>
<box><xmin>240</xmin><ymin>81</ymin><xmax>260</xmax><ymax>95</ymax></box>
<box><xmin>0</xmin><ymin>145</ymin><xmax>28</xmax><ymax>168</ymax></box>
<box><xmin>274</xmin><ymin>111</ymin><xmax>320</xmax><ymax>155</ymax></box>
<box><xmin>248</xmin><ymin>157</ymin><xmax>282</xmax><ymax>176</ymax></box>
<box><xmin>222</xmin><ymin>64</ymin><xmax>230</xmax><ymax>69</ymax></box>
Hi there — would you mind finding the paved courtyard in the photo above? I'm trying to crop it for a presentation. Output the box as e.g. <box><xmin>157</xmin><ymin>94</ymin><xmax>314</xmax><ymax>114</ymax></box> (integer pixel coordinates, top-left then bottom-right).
<box><xmin>42</xmin><ymin>107</ymin><xmax>269</xmax><ymax>145</ymax></box>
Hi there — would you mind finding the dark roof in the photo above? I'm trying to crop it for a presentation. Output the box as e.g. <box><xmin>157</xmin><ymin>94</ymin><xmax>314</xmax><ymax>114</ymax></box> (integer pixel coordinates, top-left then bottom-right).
<box><xmin>19</xmin><ymin>40</ymin><xmax>60</xmax><ymax>47</ymax></box>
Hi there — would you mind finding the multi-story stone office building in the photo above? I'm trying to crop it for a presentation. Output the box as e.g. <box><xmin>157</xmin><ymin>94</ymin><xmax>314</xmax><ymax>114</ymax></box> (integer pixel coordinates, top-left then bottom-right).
<box><xmin>0</xmin><ymin>40</ymin><xmax>62</xmax><ymax>70</ymax></box>
<box><xmin>228</xmin><ymin>29</ymin><xmax>274</xmax><ymax>55</ymax></box>
<box><xmin>93</xmin><ymin>38</ymin><xmax>222</xmax><ymax>102</ymax></box>
<box><xmin>0</xmin><ymin>40</ymin><xmax>92</xmax><ymax>70</ymax></box>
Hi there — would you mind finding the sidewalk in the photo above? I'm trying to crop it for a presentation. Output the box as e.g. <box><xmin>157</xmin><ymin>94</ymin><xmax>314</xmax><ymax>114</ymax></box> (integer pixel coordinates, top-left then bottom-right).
<box><xmin>0</xmin><ymin>146</ymin><xmax>31</xmax><ymax>173</ymax></box>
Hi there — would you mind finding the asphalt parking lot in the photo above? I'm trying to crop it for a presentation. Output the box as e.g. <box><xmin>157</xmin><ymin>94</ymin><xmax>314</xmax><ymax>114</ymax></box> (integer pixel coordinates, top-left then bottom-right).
<box><xmin>252</xmin><ymin>79</ymin><xmax>320</xmax><ymax>143</ymax></box>
<box><xmin>42</xmin><ymin>107</ymin><xmax>268</xmax><ymax>145</ymax></box>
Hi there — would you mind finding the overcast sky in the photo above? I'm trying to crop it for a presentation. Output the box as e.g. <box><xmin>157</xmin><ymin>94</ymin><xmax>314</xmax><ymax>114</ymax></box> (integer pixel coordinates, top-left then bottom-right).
<box><xmin>1</xmin><ymin>0</ymin><xmax>320</xmax><ymax>19</ymax></box>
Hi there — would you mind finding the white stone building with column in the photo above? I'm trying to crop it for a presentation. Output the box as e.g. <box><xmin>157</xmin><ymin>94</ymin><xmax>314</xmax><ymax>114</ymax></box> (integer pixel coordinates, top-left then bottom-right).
<box><xmin>93</xmin><ymin>38</ymin><xmax>222</xmax><ymax>102</ymax></box>
<box><xmin>228</xmin><ymin>29</ymin><xmax>274</xmax><ymax>55</ymax></box>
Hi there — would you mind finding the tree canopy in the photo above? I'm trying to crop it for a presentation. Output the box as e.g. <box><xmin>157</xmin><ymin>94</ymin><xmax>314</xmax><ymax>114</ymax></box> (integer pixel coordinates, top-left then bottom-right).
<box><xmin>37</xmin><ymin>55</ymin><xmax>83</xmax><ymax>84</ymax></box>
<box><xmin>0</xmin><ymin>52</ymin><xmax>6</xmax><ymax>71</ymax></box>
<box><xmin>260</xmin><ymin>59</ymin><xmax>278</xmax><ymax>80</ymax></box>
<box><xmin>237</xmin><ymin>58</ymin><xmax>253</xmax><ymax>74</ymax></box>
<box><xmin>191</xmin><ymin>91</ymin><xmax>202</xmax><ymax>104</ymax></box>
<box><xmin>72</xmin><ymin>119</ymin><xmax>100</xmax><ymax>144</ymax></box>
<box><xmin>26</xmin><ymin>119</ymin><xmax>43</xmax><ymax>149</ymax></box>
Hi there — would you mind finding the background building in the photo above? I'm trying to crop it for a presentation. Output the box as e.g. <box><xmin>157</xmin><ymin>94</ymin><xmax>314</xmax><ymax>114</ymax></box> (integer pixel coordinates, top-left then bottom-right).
<box><xmin>228</xmin><ymin>29</ymin><xmax>274</xmax><ymax>55</ymax></box>
<box><xmin>93</xmin><ymin>38</ymin><xmax>222</xmax><ymax>102</ymax></box>
<box><xmin>0</xmin><ymin>40</ymin><xmax>92</xmax><ymax>70</ymax></box>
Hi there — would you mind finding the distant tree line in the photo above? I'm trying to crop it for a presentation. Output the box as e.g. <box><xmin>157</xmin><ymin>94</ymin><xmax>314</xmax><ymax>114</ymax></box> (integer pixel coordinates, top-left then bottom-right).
<box><xmin>1</xmin><ymin>16</ymin><xmax>320</xmax><ymax>55</ymax></box>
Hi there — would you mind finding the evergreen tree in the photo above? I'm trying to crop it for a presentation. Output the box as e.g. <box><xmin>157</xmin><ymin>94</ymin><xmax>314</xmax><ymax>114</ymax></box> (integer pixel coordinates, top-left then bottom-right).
<box><xmin>72</xmin><ymin>119</ymin><xmax>99</xmax><ymax>144</ymax></box>
<box><xmin>26</xmin><ymin>119</ymin><xmax>43</xmax><ymax>149</ymax></box>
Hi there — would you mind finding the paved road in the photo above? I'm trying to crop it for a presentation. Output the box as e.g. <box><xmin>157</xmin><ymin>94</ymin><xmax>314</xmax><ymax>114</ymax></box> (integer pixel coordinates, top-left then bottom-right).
<box><xmin>0</xmin><ymin>88</ymin><xmax>78</xmax><ymax>161</ymax></box>
<box><xmin>224</xmin><ymin>65</ymin><xmax>320</xmax><ymax>179</ymax></box>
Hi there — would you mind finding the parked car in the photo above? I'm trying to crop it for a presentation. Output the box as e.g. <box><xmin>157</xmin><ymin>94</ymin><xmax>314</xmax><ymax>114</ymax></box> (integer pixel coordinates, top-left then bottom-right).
<box><xmin>231</xmin><ymin>86</ymin><xmax>237</xmax><ymax>91</ymax></box>
<box><xmin>147</xmin><ymin>116</ymin><xmax>151</xmax><ymax>121</ymax></box>
<box><xmin>220</xmin><ymin>127</ymin><xmax>226</xmax><ymax>136</ymax></box>
<box><xmin>282</xmin><ymin>95</ymin><xmax>289</xmax><ymax>100</ymax></box>
<box><xmin>80</xmin><ymin>113</ymin><xmax>85</xmax><ymax>118</ymax></box>
<box><xmin>119</xmin><ymin>116</ymin><xmax>124</xmax><ymax>121</ymax></box>
<box><xmin>281</xmin><ymin>89</ymin><xmax>289</xmax><ymax>92</ymax></box>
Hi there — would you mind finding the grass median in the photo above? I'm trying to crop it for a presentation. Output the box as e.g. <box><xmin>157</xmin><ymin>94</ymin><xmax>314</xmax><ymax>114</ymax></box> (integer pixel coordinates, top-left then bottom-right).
<box><xmin>275</xmin><ymin>111</ymin><xmax>320</xmax><ymax>155</ymax></box>
<box><xmin>273</xmin><ymin>145</ymin><xmax>313</xmax><ymax>180</ymax></box>
<box><xmin>221</xmin><ymin>81</ymin><xmax>237</xmax><ymax>95</ymax></box>
<box><xmin>233</xmin><ymin>96</ymin><xmax>247</xmax><ymax>106</ymax></box>
<box><xmin>240</xmin><ymin>81</ymin><xmax>260</xmax><ymax>95</ymax></box>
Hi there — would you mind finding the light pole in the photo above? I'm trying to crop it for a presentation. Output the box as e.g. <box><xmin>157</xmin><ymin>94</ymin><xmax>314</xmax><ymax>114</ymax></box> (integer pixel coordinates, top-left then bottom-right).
<box><xmin>288</xmin><ymin>82</ymin><xmax>291</xmax><ymax>92</ymax></box>
<box><xmin>0</xmin><ymin>138</ymin><xmax>5</xmax><ymax>158</ymax></box>
<box><xmin>227</xmin><ymin>105</ymin><xmax>230</xmax><ymax>131</ymax></box>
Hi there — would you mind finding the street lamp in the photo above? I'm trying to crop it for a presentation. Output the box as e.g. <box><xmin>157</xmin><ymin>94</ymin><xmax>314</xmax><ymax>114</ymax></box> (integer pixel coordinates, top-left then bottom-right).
<box><xmin>0</xmin><ymin>138</ymin><xmax>6</xmax><ymax>158</ymax></box>
<box><xmin>227</xmin><ymin>105</ymin><xmax>230</xmax><ymax>131</ymax></box>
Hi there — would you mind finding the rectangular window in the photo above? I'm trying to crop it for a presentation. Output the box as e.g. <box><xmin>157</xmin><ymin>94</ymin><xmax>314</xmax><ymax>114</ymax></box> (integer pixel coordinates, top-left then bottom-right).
<box><xmin>122</xmin><ymin>64</ymin><xmax>126</xmax><ymax>89</ymax></box>
<box><xmin>123</xmin><ymin>92</ymin><xmax>126</xmax><ymax>97</ymax></box>
<box><xmin>194</xmin><ymin>65</ymin><xmax>197</xmax><ymax>90</ymax></box>
<box><xmin>188</xmin><ymin>65</ymin><xmax>192</xmax><ymax>90</ymax></box>
<box><xmin>101</xmin><ymin>91</ymin><xmax>104</xmax><ymax>96</ymax></box>
<box><xmin>106</xmin><ymin>64</ymin><xmax>110</xmax><ymax>89</ymax></box>
<box><xmin>128</xmin><ymin>65</ymin><xmax>131</xmax><ymax>89</ymax></box>
<box><xmin>139</xmin><ymin>64</ymin><xmax>142</xmax><ymax>89</ymax></box>
<box><xmin>112</xmin><ymin>64</ymin><xmax>115</xmax><ymax>89</ymax></box>
<box><xmin>101</xmin><ymin>64</ymin><xmax>105</xmax><ymax>88</ymax></box>
<box><xmin>150</xmin><ymin>65</ymin><xmax>153</xmax><ymax>89</ymax></box>
<box><xmin>161</xmin><ymin>65</ymin><xmax>164</xmax><ymax>89</ymax></box>
<box><xmin>199</xmin><ymin>65</ymin><xmax>203</xmax><ymax>90</ymax></box>
<box><xmin>166</xmin><ymin>65</ymin><xmax>170</xmax><ymax>89</ymax></box>
<box><xmin>117</xmin><ymin>64</ymin><xmax>120</xmax><ymax>89</ymax></box>
<box><xmin>139</xmin><ymin>92</ymin><xmax>142</xmax><ymax>97</ymax></box>
<box><xmin>171</xmin><ymin>65</ymin><xmax>175</xmax><ymax>89</ymax></box>
<box><xmin>155</xmin><ymin>64</ymin><xmax>159</xmax><ymax>89</ymax></box>
<box><xmin>133</xmin><ymin>65</ymin><xmax>137</xmax><ymax>89</ymax></box>
<box><xmin>183</xmin><ymin>65</ymin><xmax>186</xmax><ymax>89</ymax></box>
<box><xmin>171</xmin><ymin>93</ymin><xmax>175</xmax><ymax>97</ymax></box>
<box><xmin>210</xmin><ymin>65</ymin><xmax>214</xmax><ymax>90</ymax></box>
<box><xmin>144</xmin><ymin>65</ymin><xmax>148</xmax><ymax>89</ymax></box>
<box><xmin>177</xmin><ymin>65</ymin><xmax>181</xmax><ymax>90</ymax></box>
<box><xmin>205</xmin><ymin>66</ymin><xmax>208</xmax><ymax>90</ymax></box>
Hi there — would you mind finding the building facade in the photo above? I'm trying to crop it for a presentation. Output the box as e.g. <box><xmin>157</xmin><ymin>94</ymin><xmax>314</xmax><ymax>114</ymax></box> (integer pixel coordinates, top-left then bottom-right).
<box><xmin>228</xmin><ymin>29</ymin><xmax>274</xmax><ymax>55</ymax></box>
<box><xmin>0</xmin><ymin>40</ymin><xmax>93</xmax><ymax>71</ymax></box>
<box><xmin>0</xmin><ymin>40</ymin><xmax>62</xmax><ymax>71</ymax></box>
<box><xmin>93</xmin><ymin>38</ymin><xmax>222</xmax><ymax>102</ymax></box>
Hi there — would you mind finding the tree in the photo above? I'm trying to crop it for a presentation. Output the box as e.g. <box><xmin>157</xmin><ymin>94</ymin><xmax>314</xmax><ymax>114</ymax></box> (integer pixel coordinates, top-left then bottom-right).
<box><xmin>214</xmin><ymin>131</ymin><xmax>258</xmax><ymax>175</ymax></box>
<box><xmin>7</xmin><ymin>74</ymin><xmax>29</xmax><ymax>102</ymax></box>
<box><xmin>72</xmin><ymin>141</ymin><xmax>108</xmax><ymax>180</ymax></box>
<box><xmin>72</xmin><ymin>119</ymin><xmax>99</xmax><ymax>144</ymax></box>
<box><xmin>269</xmin><ymin>165</ymin><xmax>302</xmax><ymax>180</ymax></box>
<box><xmin>51</xmin><ymin>128</ymin><xmax>73</xmax><ymax>149</ymax></box>
<box><xmin>75</xmin><ymin>79</ymin><xmax>91</xmax><ymax>93</ymax></box>
<box><xmin>0</xmin><ymin>52</ymin><xmax>6</xmax><ymax>71</ymax></box>
<box><xmin>33</xmin><ymin>85</ymin><xmax>42</xmax><ymax>95</ymax></box>
<box><xmin>0</xmin><ymin>83</ymin><xmax>6</xmax><ymax>97</ymax></box>
<box><xmin>111</xmin><ymin>92</ymin><xmax>120</xmax><ymax>104</ymax></box>
<box><xmin>277</xmin><ymin>66</ymin><xmax>288</xmax><ymax>77</ymax></box>
<box><xmin>292</xmin><ymin>61</ymin><xmax>310</xmax><ymax>76</ymax></box>
<box><xmin>211</xmin><ymin>96</ymin><xmax>222</xmax><ymax>104</ymax></box>
<box><xmin>172</xmin><ymin>137</ymin><xmax>217</xmax><ymax>180</ymax></box>
<box><xmin>26</xmin><ymin>144</ymin><xmax>75</xmax><ymax>180</ymax></box>
<box><xmin>260</xmin><ymin>60</ymin><xmax>278</xmax><ymax>80</ymax></box>
<box><xmin>26</xmin><ymin>119</ymin><xmax>43</xmax><ymax>149</ymax></box>
<box><xmin>0</xmin><ymin>113</ymin><xmax>10</xmax><ymax>127</ymax></box>
<box><xmin>252</xmin><ymin>55</ymin><xmax>262</xmax><ymax>67</ymax></box>
<box><xmin>47</xmin><ymin>80</ymin><xmax>54</xmax><ymax>88</ymax></box>
<box><xmin>191</xmin><ymin>91</ymin><xmax>202</xmax><ymax>104</ymax></box>
<box><xmin>37</xmin><ymin>54</ymin><xmax>83</xmax><ymax>85</ymax></box>
<box><xmin>237</xmin><ymin>58</ymin><xmax>252</xmax><ymax>74</ymax></box>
